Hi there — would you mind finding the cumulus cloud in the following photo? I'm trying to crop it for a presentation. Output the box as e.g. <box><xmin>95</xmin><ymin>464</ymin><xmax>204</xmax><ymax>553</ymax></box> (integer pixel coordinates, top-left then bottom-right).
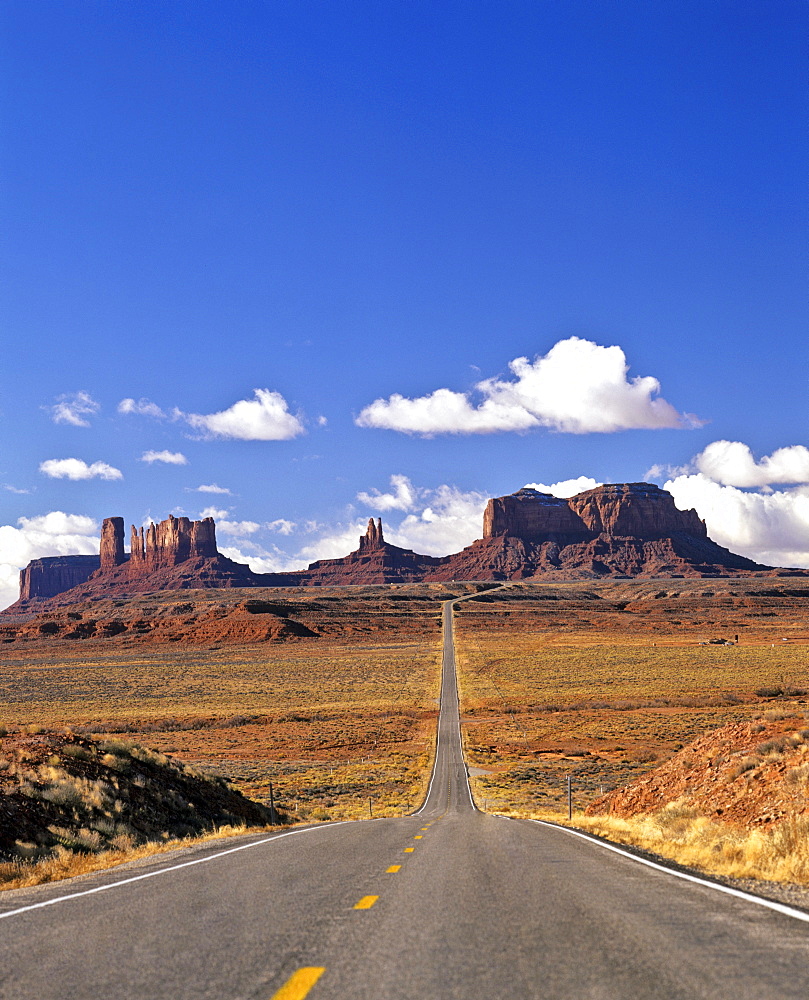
<box><xmin>218</xmin><ymin>520</ymin><xmax>261</xmax><ymax>537</ymax></box>
<box><xmin>295</xmin><ymin>522</ymin><xmax>371</xmax><ymax>563</ymax></box>
<box><xmin>39</xmin><ymin>458</ymin><xmax>123</xmax><ymax>481</ymax></box>
<box><xmin>268</xmin><ymin>518</ymin><xmax>296</xmax><ymax>535</ymax></box>
<box><xmin>218</xmin><ymin>544</ymin><xmax>304</xmax><ymax>575</ymax></box>
<box><xmin>357</xmin><ymin>474</ymin><xmax>420</xmax><ymax>512</ymax></box>
<box><xmin>388</xmin><ymin>485</ymin><xmax>489</xmax><ymax>555</ymax></box>
<box><xmin>0</xmin><ymin>512</ymin><xmax>99</xmax><ymax>610</ymax></box>
<box><xmin>199</xmin><ymin>506</ymin><xmax>229</xmax><ymax>520</ymax></box>
<box><xmin>180</xmin><ymin>389</ymin><xmax>305</xmax><ymax>441</ymax></box>
<box><xmin>356</xmin><ymin>337</ymin><xmax>700</xmax><ymax>436</ymax></box>
<box><xmin>693</xmin><ymin>441</ymin><xmax>809</xmax><ymax>488</ymax></box>
<box><xmin>195</xmin><ymin>484</ymin><xmax>232</xmax><ymax>494</ymax></box>
<box><xmin>140</xmin><ymin>450</ymin><xmax>187</xmax><ymax>465</ymax></box>
<box><xmin>118</xmin><ymin>398</ymin><xmax>166</xmax><ymax>418</ymax></box>
<box><xmin>49</xmin><ymin>391</ymin><xmax>100</xmax><ymax>427</ymax></box>
<box><xmin>523</xmin><ymin>476</ymin><xmax>602</xmax><ymax>498</ymax></box>
<box><xmin>665</xmin><ymin>474</ymin><xmax>809</xmax><ymax>568</ymax></box>
<box><xmin>354</xmin><ymin>476</ymin><xmax>488</xmax><ymax>556</ymax></box>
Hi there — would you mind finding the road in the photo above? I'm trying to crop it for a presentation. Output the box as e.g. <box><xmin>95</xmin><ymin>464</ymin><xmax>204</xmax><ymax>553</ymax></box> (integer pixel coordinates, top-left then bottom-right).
<box><xmin>2</xmin><ymin>595</ymin><xmax>809</xmax><ymax>999</ymax></box>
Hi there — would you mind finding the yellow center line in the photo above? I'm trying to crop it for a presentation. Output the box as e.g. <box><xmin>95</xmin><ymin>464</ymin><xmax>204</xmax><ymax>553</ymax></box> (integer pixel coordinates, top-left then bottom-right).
<box><xmin>404</xmin><ymin>847</ymin><xmax>415</xmax><ymax>853</ymax></box>
<box><xmin>414</xmin><ymin>835</ymin><xmax>423</xmax><ymax>839</ymax></box>
<box><xmin>353</xmin><ymin>895</ymin><xmax>379</xmax><ymax>910</ymax></box>
<box><xmin>270</xmin><ymin>966</ymin><xmax>325</xmax><ymax>1000</ymax></box>
<box><xmin>386</xmin><ymin>865</ymin><xmax>401</xmax><ymax>873</ymax></box>
<box><xmin>420</xmin><ymin>827</ymin><xmax>429</xmax><ymax>831</ymax></box>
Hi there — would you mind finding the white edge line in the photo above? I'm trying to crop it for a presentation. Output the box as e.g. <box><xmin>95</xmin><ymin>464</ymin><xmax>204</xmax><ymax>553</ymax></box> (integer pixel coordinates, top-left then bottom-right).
<box><xmin>0</xmin><ymin>822</ymin><xmax>351</xmax><ymax>922</ymax></box>
<box><xmin>526</xmin><ymin>819</ymin><xmax>809</xmax><ymax>925</ymax></box>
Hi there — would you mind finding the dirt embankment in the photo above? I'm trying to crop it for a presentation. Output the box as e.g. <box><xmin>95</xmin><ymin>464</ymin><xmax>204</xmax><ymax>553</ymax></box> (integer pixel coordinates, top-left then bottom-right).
<box><xmin>587</xmin><ymin>714</ymin><xmax>809</xmax><ymax>829</ymax></box>
<box><xmin>0</xmin><ymin>730</ymin><xmax>274</xmax><ymax>864</ymax></box>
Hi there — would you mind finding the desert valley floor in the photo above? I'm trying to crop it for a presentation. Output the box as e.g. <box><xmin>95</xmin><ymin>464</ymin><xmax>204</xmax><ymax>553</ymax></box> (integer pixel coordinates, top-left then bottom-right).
<box><xmin>2</xmin><ymin>577</ymin><xmax>808</xmax><ymax>825</ymax></box>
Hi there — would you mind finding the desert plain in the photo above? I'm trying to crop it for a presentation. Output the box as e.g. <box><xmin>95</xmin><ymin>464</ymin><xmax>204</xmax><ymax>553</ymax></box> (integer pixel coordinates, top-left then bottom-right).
<box><xmin>2</xmin><ymin>577</ymin><xmax>808</xmax><ymax>830</ymax></box>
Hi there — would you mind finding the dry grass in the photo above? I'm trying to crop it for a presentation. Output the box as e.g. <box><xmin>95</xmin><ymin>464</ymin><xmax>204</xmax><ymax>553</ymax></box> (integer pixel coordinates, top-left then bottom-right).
<box><xmin>507</xmin><ymin>805</ymin><xmax>809</xmax><ymax>886</ymax></box>
<box><xmin>0</xmin><ymin>822</ymin><xmax>274</xmax><ymax>891</ymax></box>
<box><xmin>456</xmin><ymin>580</ymin><xmax>809</xmax><ymax>816</ymax></box>
<box><xmin>0</xmin><ymin>588</ymin><xmax>445</xmax><ymax>824</ymax></box>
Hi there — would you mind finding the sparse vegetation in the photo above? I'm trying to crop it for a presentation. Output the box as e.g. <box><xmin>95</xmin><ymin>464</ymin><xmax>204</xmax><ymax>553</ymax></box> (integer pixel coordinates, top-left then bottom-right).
<box><xmin>0</xmin><ymin>587</ymin><xmax>446</xmax><ymax>854</ymax></box>
<box><xmin>522</xmin><ymin>807</ymin><xmax>809</xmax><ymax>886</ymax></box>
<box><xmin>455</xmin><ymin>580</ymin><xmax>809</xmax><ymax>817</ymax></box>
<box><xmin>0</xmin><ymin>729</ymin><xmax>281</xmax><ymax>890</ymax></box>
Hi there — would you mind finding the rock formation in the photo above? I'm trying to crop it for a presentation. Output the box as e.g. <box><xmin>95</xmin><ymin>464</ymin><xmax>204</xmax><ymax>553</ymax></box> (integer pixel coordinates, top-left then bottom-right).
<box><xmin>435</xmin><ymin>483</ymin><xmax>762</xmax><ymax>581</ymax></box>
<box><xmin>9</xmin><ymin>483</ymin><xmax>801</xmax><ymax>612</ymax></box>
<box><xmin>483</xmin><ymin>484</ymin><xmax>707</xmax><ymax>543</ymax></box>
<box><xmin>299</xmin><ymin>517</ymin><xmax>444</xmax><ymax>585</ymax></box>
<box><xmin>100</xmin><ymin>517</ymin><xmax>126</xmax><ymax>571</ymax></box>
<box><xmin>18</xmin><ymin>555</ymin><xmax>100</xmax><ymax>602</ymax></box>
<box><xmin>128</xmin><ymin>515</ymin><xmax>218</xmax><ymax>572</ymax></box>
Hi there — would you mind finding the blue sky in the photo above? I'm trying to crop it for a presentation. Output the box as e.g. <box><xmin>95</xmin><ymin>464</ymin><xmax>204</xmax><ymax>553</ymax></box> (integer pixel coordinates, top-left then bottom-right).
<box><xmin>1</xmin><ymin>0</ymin><xmax>807</xmax><ymax>605</ymax></box>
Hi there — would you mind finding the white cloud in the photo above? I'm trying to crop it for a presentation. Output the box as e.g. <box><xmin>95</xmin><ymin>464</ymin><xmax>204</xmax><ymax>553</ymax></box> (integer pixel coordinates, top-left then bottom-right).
<box><xmin>180</xmin><ymin>389</ymin><xmax>305</xmax><ymax>441</ymax></box>
<box><xmin>0</xmin><ymin>512</ymin><xmax>99</xmax><ymax>610</ymax></box>
<box><xmin>356</xmin><ymin>337</ymin><xmax>700</xmax><ymax>436</ymax></box>
<box><xmin>296</xmin><ymin>522</ymin><xmax>371</xmax><ymax>563</ymax></box>
<box><xmin>665</xmin><ymin>474</ymin><xmax>809</xmax><ymax>568</ymax></box>
<box><xmin>357</xmin><ymin>474</ymin><xmax>420</xmax><ymax>512</ymax></box>
<box><xmin>388</xmin><ymin>485</ymin><xmax>489</xmax><ymax>556</ymax></box>
<box><xmin>268</xmin><ymin>518</ymin><xmax>296</xmax><ymax>535</ymax></box>
<box><xmin>49</xmin><ymin>391</ymin><xmax>100</xmax><ymax>427</ymax></box>
<box><xmin>645</xmin><ymin>462</ymin><xmax>692</xmax><ymax>481</ymax></box>
<box><xmin>355</xmin><ymin>476</ymin><xmax>488</xmax><ymax>556</ymax></box>
<box><xmin>118</xmin><ymin>397</ymin><xmax>166</xmax><ymax>418</ymax></box>
<box><xmin>523</xmin><ymin>476</ymin><xmax>602</xmax><ymax>498</ymax></box>
<box><xmin>195</xmin><ymin>483</ymin><xmax>232</xmax><ymax>494</ymax></box>
<box><xmin>694</xmin><ymin>440</ymin><xmax>809</xmax><ymax>488</ymax></box>
<box><xmin>3</xmin><ymin>485</ymin><xmax>31</xmax><ymax>494</ymax></box>
<box><xmin>140</xmin><ymin>450</ymin><xmax>187</xmax><ymax>465</ymax></box>
<box><xmin>39</xmin><ymin>458</ymin><xmax>123</xmax><ymax>481</ymax></box>
<box><xmin>218</xmin><ymin>544</ymin><xmax>304</xmax><ymax>575</ymax></box>
<box><xmin>218</xmin><ymin>519</ymin><xmax>261</xmax><ymax>537</ymax></box>
<box><xmin>199</xmin><ymin>506</ymin><xmax>229</xmax><ymax>520</ymax></box>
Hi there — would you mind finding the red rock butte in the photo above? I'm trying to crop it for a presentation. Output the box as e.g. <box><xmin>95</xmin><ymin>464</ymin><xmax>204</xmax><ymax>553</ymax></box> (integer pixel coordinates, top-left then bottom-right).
<box><xmin>9</xmin><ymin>483</ymin><xmax>802</xmax><ymax>612</ymax></box>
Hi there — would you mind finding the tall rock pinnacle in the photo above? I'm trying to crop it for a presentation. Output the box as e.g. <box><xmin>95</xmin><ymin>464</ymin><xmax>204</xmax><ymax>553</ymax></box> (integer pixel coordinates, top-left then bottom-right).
<box><xmin>359</xmin><ymin>517</ymin><xmax>384</xmax><ymax>550</ymax></box>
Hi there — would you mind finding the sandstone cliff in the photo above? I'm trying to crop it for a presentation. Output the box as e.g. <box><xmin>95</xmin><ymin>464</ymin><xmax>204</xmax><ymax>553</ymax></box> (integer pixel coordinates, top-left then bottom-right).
<box><xmin>436</xmin><ymin>483</ymin><xmax>760</xmax><ymax>581</ymax></box>
<box><xmin>483</xmin><ymin>484</ymin><xmax>706</xmax><ymax>543</ymax></box>
<box><xmin>128</xmin><ymin>515</ymin><xmax>218</xmax><ymax>572</ymax></box>
<box><xmin>18</xmin><ymin>555</ymin><xmax>100</xmax><ymax>602</ymax></box>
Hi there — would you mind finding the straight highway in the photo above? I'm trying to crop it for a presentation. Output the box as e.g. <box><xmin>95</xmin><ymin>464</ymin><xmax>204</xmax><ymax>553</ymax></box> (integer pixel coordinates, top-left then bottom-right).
<box><xmin>1</xmin><ymin>594</ymin><xmax>809</xmax><ymax>999</ymax></box>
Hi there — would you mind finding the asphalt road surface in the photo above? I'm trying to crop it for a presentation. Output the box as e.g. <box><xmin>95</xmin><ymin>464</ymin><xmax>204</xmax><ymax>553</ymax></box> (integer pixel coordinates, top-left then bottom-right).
<box><xmin>2</xmin><ymin>595</ymin><xmax>809</xmax><ymax>999</ymax></box>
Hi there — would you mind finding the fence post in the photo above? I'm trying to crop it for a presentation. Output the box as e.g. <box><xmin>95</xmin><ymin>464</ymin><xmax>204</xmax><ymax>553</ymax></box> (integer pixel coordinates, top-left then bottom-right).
<box><xmin>269</xmin><ymin>782</ymin><xmax>277</xmax><ymax>825</ymax></box>
<box><xmin>368</xmin><ymin>797</ymin><xmax>373</xmax><ymax>819</ymax></box>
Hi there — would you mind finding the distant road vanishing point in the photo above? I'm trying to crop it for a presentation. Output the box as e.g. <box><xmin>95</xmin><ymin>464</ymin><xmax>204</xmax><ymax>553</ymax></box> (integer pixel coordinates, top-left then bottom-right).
<box><xmin>2</xmin><ymin>594</ymin><xmax>809</xmax><ymax>999</ymax></box>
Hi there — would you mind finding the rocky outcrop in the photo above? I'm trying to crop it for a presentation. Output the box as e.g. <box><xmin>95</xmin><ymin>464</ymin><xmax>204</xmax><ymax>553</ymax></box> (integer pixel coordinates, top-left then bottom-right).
<box><xmin>360</xmin><ymin>518</ymin><xmax>384</xmax><ymax>550</ymax></box>
<box><xmin>100</xmin><ymin>517</ymin><xmax>126</xmax><ymax>571</ymax></box>
<box><xmin>300</xmin><ymin>518</ymin><xmax>444</xmax><ymax>585</ymax></box>
<box><xmin>586</xmin><ymin>716</ymin><xmax>809</xmax><ymax>830</ymax></box>
<box><xmin>18</xmin><ymin>555</ymin><xmax>100</xmax><ymax>601</ymax></box>
<box><xmin>129</xmin><ymin>515</ymin><xmax>218</xmax><ymax>572</ymax></box>
<box><xmin>435</xmin><ymin>484</ymin><xmax>761</xmax><ymax>581</ymax></box>
<box><xmin>483</xmin><ymin>484</ymin><xmax>707</xmax><ymax>543</ymax></box>
<box><xmin>570</xmin><ymin>483</ymin><xmax>707</xmax><ymax>538</ymax></box>
<box><xmin>484</xmin><ymin>488</ymin><xmax>588</xmax><ymax>542</ymax></box>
